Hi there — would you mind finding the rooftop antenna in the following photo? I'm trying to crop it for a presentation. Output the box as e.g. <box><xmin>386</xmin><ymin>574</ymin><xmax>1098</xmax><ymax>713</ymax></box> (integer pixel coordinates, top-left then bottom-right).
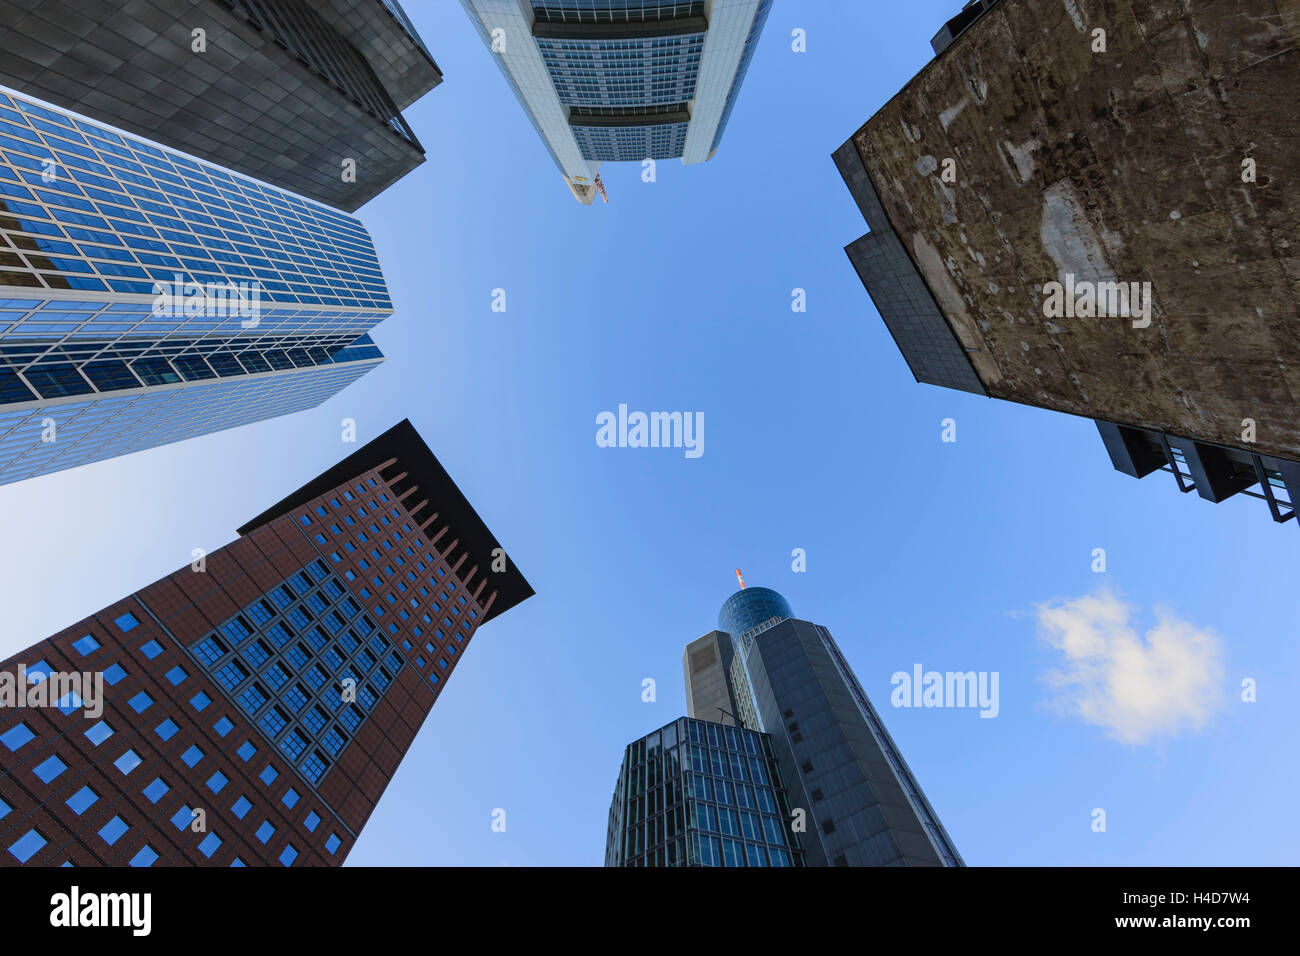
<box><xmin>594</xmin><ymin>173</ymin><xmax>608</xmax><ymax>203</ymax></box>
<box><xmin>735</xmin><ymin>569</ymin><xmax>746</xmax><ymax>590</ymax></box>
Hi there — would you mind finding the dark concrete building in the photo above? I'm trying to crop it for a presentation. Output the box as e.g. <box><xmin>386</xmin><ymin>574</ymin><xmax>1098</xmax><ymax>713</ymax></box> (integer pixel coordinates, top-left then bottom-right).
<box><xmin>0</xmin><ymin>420</ymin><xmax>532</xmax><ymax>866</ymax></box>
<box><xmin>607</xmin><ymin>584</ymin><xmax>962</xmax><ymax>867</ymax></box>
<box><xmin>835</xmin><ymin>0</ymin><xmax>1300</xmax><ymax>528</ymax></box>
<box><xmin>0</xmin><ymin>0</ymin><xmax>442</xmax><ymax>211</ymax></box>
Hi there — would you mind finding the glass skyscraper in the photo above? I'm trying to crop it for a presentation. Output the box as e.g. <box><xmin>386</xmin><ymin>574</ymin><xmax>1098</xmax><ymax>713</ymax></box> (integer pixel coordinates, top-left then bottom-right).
<box><xmin>608</xmin><ymin>582</ymin><xmax>964</xmax><ymax>867</ymax></box>
<box><xmin>459</xmin><ymin>0</ymin><xmax>774</xmax><ymax>203</ymax></box>
<box><xmin>0</xmin><ymin>87</ymin><xmax>391</xmax><ymax>486</ymax></box>
<box><xmin>0</xmin><ymin>0</ymin><xmax>442</xmax><ymax>212</ymax></box>
<box><xmin>605</xmin><ymin>716</ymin><xmax>804</xmax><ymax>867</ymax></box>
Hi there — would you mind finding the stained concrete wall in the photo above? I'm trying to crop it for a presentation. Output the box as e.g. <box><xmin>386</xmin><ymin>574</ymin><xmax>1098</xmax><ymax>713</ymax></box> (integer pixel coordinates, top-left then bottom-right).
<box><xmin>850</xmin><ymin>0</ymin><xmax>1299</xmax><ymax>459</ymax></box>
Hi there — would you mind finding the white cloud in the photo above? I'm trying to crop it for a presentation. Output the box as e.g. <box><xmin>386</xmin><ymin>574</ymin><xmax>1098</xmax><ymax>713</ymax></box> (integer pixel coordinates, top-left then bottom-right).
<box><xmin>1035</xmin><ymin>589</ymin><xmax>1224</xmax><ymax>745</ymax></box>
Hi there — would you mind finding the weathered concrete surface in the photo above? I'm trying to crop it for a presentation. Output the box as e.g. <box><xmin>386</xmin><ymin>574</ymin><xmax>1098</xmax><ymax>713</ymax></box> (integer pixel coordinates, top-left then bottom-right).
<box><xmin>854</xmin><ymin>0</ymin><xmax>1300</xmax><ymax>459</ymax></box>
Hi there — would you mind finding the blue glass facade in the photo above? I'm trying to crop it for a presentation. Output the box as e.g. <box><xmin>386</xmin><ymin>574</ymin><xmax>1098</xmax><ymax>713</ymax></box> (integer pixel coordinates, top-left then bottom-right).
<box><xmin>533</xmin><ymin>1</ymin><xmax>703</xmax><ymax>20</ymax></box>
<box><xmin>0</xmin><ymin>88</ymin><xmax>391</xmax><ymax>485</ymax></box>
<box><xmin>717</xmin><ymin>586</ymin><xmax>793</xmax><ymax>640</ymax></box>
<box><xmin>605</xmin><ymin>716</ymin><xmax>804</xmax><ymax>866</ymax></box>
<box><xmin>570</xmin><ymin>121</ymin><xmax>691</xmax><ymax>161</ymax></box>
<box><xmin>538</xmin><ymin>34</ymin><xmax>704</xmax><ymax>109</ymax></box>
<box><xmin>187</xmin><ymin>555</ymin><xmax>404</xmax><ymax>790</ymax></box>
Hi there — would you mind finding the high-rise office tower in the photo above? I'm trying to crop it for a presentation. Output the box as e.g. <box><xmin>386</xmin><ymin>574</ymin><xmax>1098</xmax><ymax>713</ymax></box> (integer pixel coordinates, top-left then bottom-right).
<box><xmin>0</xmin><ymin>0</ymin><xmax>441</xmax><ymax>211</ymax></box>
<box><xmin>835</xmin><ymin>0</ymin><xmax>1300</xmax><ymax>528</ymax></box>
<box><xmin>0</xmin><ymin>87</ymin><xmax>392</xmax><ymax>486</ymax></box>
<box><xmin>0</xmin><ymin>420</ymin><xmax>533</xmax><ymax>866</ymax></box>
<box><xmin>459</xmin><ymin>0</ymin><xmax>773</xmax><ymax>203</ymax></box>
<box><xmin>608</xmin><ymin>582</ymin><xmax>962</xmax><ymax>867</ymax></box>
<box><xmin>605</xmin><ymin>716</ymin><xmax>805</xmax><ymax>867</ymax></box>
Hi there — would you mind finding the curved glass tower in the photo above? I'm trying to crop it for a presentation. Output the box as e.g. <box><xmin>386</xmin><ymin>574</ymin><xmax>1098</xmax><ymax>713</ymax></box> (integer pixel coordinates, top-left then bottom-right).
<box><xmin>717</xmin><ymin>587</ymin><xmax>792</xmax><ymax>639</ymax></box>
<box><xmin>672</xmin><ymin>580</ymin><xmax>964</xmax><ymax>867</ymax></box>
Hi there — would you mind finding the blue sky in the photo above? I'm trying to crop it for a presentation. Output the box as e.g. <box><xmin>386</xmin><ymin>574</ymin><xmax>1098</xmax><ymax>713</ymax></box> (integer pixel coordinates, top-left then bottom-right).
<box><xmin>1</xmin><ymin>0</ymin><xmax>1297</xmax><ymax>866</ymax></box>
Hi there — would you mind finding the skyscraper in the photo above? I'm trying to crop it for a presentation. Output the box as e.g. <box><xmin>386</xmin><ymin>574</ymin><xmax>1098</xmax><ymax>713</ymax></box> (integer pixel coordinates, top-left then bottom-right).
<box><xmin>608</xmin><ymin>582</ymin><xmax>962</xmax><ymax>867</ymax></box>
<box><xmin>459</xmin><ymin>0</ymin><xmax>773</xmax><ymax>203</ymax></box>
<box><xmin>0</xmin><ymin>420</ymin><xmax>533</xmax><ymax>866</ymax></box>
<box><xmin>834</xmin><ymin>0</ymin><xmax>1300</xmax><ymax>528</ymax></box>
<box><xmin>0</xmin><ymin>87</ymin><xmax>391</xmax><ymax>486</ymax></box>
<box><xmin>605</xmin><ymin>716</ymin><xmax>805</xmax><ymax>867</ymax></box>
<box><xmin>0</xmin><ymin>0</ymin><xmax>441</xmax><ymax>211</ymax></box>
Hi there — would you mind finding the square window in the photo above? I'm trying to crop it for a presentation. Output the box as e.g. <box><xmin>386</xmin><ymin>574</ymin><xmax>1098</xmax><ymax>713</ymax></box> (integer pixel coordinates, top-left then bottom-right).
<box><xmin>128</xmin><ymin>691</ymin><xmax>153</xmax><ymax>713</ymax></box>
<box><xmin>279</xmin><ymin>844</ymin><xmax>298</xmax><ymax>867</ymax></box>
<box><xmin>71</xmin><ymin>634</ymin><xmax>100</xmax><ymax>656</ymax></box>
<box><xmin>0</xmin><ymin>797</ymin><xmax>10</xmax><ymax>820</ymax></box>
<box><xmin>231</xmin><ymin>795</ymin><xmax>252</xmax><ymax>819</ymax></box>
<box><xmin>34</xmin><ymin>755</ymin><xmax>67</xmax><ymax>783</ymax></box>
<box><xmin>181</xmin><ymin>745</ymin><xmax>204</xmax><ymax>767</ymax></box>
<box><xmin>9</xmin><ymin>829</ymin><xmax>46</xmax><ymax>863</ymax></box>
<box><xmin>236</xmin><ymin>740</ymin><xmax>257</xmax><ymax>762</ymax></box>
<box><xmin>66</xmin><ymin>786</ymin><xmax>99</xmax><ymax>815</ymax></box>
<box><xmin>214</xmin><ymin>716</ymin><xmax>234</xmax><ymax>737</ymax></box>
<box><xmin>114</xmin><ymin>749</ymin><xmax>142</xmax><ymax>775</ymax></box>
<box><xmin>114</xmin><ymin>612</ymin><xmax>139</xmax><ymax>632</ymax></box>
<box><xmin>325</xmin><ymin>833</ymin><xmax>341</xmax><ymax>854</ymax></box>
<box><xmin>255</xmin><ymin>820</ymin><xmax>275</xmax><ymax>844</ymax></box>
<box><xmin>198</xmin><ymin>832</ymin><xmax>221</xmax><ymax>858</ymax></box>
<box><xmin>190</xmin><ymin>692</ymin><xmax>211</xmax><ymax>712</ymax></box>
<box><xmin>259</xmin><ymin>764</ymin><xmax>278</xmax><ymax>786</ymax></box>
<box><xmin>305</xmin><ymin>810</ymin><xmax>321</xmax><ymax>832</ymax></box>
<box><xmin>171</xmin><ymin>806</ymin><xmax>195</xmax><ymax>830</ymax></box>
<box><xmin>98</xmin><ymin>815</ymin><xmax>128</xmax><ymax>846</ymax></box>
<box><xmin>2</xmin><ymin>723</ymin><xmax>35</xmax><ymax>751</ymax></box>
<box><xmin>155</xmin><ymin>718</ymin><xmax>178</xmax><ymax>741</ymax></box>
<box><xmin>129</xmin><ymin>845</ymin><xmax>158</xmax><ymax>867</ymax></box>
<box><xmin>282</xmin><ymin>788</ymin><xmax>299</xmax><ymax>810</ymax></box>
<box><xmin>165</xmin><ymin>665</ymin><xmax>187</xmax><ymax>685</ymax></box>
<box><xmin>103</xmin><ymin>663</ymin><xmax>127</xmax><ymax>685</ymax></box>
<box><xmin>84</xmin><ymin>720</ymin><xmax>114</xmax><ymax>746</ymax></box>
<box><xmin>206</xmin><ymin>771</ymin><xmax>228</xmax><ymax>794</ymax></box>
<box><xmin>143</xmin><ymin>777</ymin><xmax>169</xmax><ymax>803</ymax></box>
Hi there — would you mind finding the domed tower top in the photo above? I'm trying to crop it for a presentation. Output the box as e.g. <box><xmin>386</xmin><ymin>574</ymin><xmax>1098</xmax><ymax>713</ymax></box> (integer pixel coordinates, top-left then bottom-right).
<box><xmin>718</xmin><ymin>583</ymin><xmax>793</xmax><ymax>639</ymax></box>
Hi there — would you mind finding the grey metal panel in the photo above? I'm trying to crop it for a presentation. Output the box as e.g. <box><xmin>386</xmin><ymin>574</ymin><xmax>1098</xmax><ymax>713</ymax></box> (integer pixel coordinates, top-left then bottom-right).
<box><xmin>835</xmin><ymin>139</ymin><xmax>988</xmax><ymax>396</ymax></box>
<box><xmin>735</xmin><ymin>618</ymin><xmax>953</xmax><ymax>867</ymax></box>
<box><xmin>0</xmin><ymin>0</ymin><xmax>432</xmax><ymax>211</ymax></box>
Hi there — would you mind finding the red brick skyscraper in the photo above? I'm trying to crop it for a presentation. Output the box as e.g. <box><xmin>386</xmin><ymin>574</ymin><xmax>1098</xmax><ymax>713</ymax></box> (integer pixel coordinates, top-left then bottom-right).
<box><xmin>0</xmin><ymin>420</ymin><xmax>532</xmax><ymax>866</ymax></box>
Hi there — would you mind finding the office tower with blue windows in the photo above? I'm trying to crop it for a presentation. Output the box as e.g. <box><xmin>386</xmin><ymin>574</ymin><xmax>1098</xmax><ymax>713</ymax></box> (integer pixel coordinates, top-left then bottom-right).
<box><xmin>0</xmin><ymin>420</ymin><xmax>533</xmax><ymax>866</ymax></box>
<box><xmin>605</xmin><ymin>716</ymin><xmax>805</xmax><ymax>867</ymax></box>
<box><xmin>0</xmin><ymin>87</ymin><xmax>393</xmax><ymax>486</ymax></box>
<box><xmin>459</xmin><ymin>0</ymin><xmax>773</xmax><ymax>203</ymax></box>
<box><xmin>607</xmin><ymin>583</ymin><xmax>963</xmax><ymax>867</ymax></box>
<box><xmin>0</xmin><ymin>0</ymin><xmax>441</xmax><ymax>212</ymax></box>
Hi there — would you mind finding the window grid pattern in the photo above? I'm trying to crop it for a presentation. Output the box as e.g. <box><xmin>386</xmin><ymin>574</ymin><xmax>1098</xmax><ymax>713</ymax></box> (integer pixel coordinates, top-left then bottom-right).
<box><xmin>606</xmin><ymin>717</ymin><xmax>803</xmax><ymax>867</ymax></box>
<box><xmin>299</xmin><ymin>477</ymin><xmax>484</xmax><ymax>689</ymax></box>
<box><xmin>572</xmin><ymin>121</ymin><xmax>689</xmax><ymax>161</ymax></box>
<box><xmin>538</xmin><ymin>35</ymin><xmax>704</xmax><ymax>108</ymax></box>
<box><xmin>533</xmin><ymin>1</ymin><xmax>704</xmax><ymax>22</ymax></box>
<box><xmin>0</xmin><ymin>91</ymin><xmax>389</xmax><ymax>307</ymax></box>
<box><xmin>185</xmin><ymin>557</ymin><xmax>403</xmax><ymax>790</ymax></box>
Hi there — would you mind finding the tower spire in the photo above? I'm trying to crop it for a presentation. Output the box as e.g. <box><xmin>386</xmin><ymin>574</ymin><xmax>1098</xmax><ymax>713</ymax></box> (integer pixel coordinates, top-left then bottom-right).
<box><xmin>735</xmin><ymin>569</ymin><xmax>746</xmax><ymax>589</ymax></box>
